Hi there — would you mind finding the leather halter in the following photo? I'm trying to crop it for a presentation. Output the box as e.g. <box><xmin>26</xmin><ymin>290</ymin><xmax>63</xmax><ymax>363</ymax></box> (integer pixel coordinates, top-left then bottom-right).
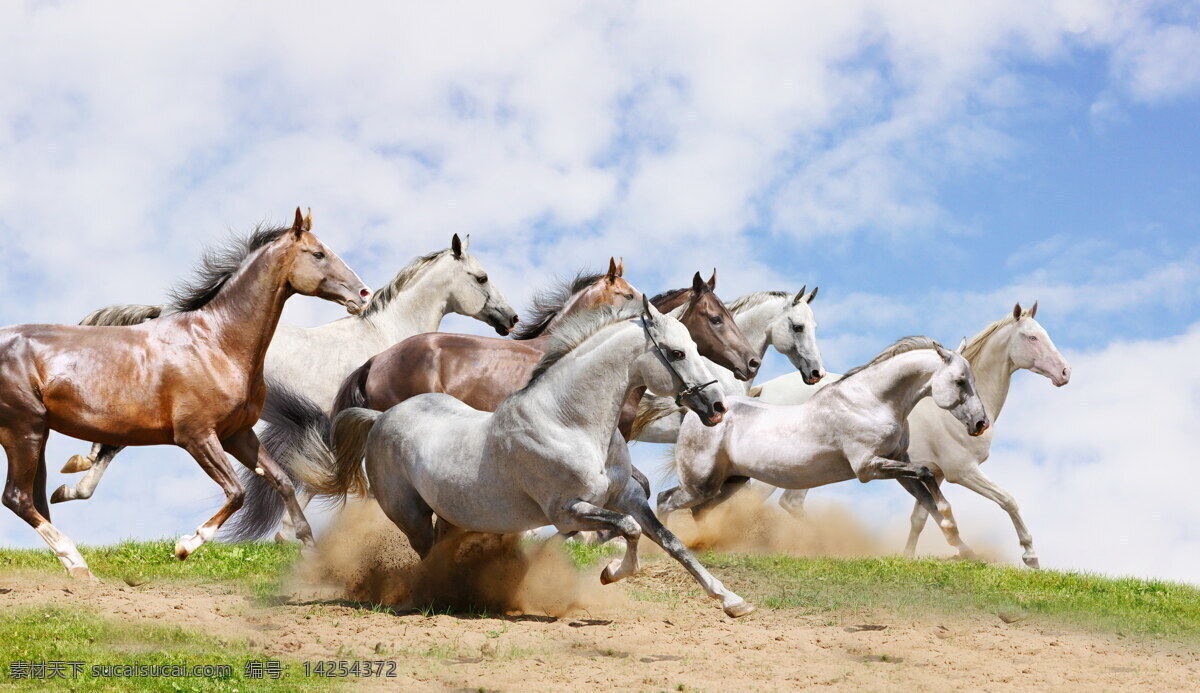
<box><xmin>642</xmin><ymin>314</ymin><xmax>718</xmax><ymax>407</ymax></box>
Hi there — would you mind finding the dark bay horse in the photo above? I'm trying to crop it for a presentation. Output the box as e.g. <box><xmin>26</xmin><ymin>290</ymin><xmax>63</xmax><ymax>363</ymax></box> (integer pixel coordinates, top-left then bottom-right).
<box><xmin>0</xmin><ymin>209</ymin><xmax>370</xmax><ymax>577</ymax></box>
<box><xmin>225</xmin><ymin>266</ymin><xmax>758</xmax><ymax>541</ymax></box>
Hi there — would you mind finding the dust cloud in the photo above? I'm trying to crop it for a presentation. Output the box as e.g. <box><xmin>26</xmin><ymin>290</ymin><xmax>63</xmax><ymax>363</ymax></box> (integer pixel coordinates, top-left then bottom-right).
<box><xmin>285</xmin><ymin>500</ymin><xmax>624</xmax><ymax>617</ymax></box>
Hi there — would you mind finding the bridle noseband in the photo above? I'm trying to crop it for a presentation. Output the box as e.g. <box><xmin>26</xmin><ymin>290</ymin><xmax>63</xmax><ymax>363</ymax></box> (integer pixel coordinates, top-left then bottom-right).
<box><xmin>642</xmin><ymin>316</ymin><xmax>718</xmax><ymax>407</ymax></box>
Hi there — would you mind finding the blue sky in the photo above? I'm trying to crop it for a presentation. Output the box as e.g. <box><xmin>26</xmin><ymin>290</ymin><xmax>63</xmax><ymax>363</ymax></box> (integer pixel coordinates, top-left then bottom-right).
<box><xmin>1</xmin><ymin>1</ymin><xmax>1198</xmax><ymax>581</ymax></box>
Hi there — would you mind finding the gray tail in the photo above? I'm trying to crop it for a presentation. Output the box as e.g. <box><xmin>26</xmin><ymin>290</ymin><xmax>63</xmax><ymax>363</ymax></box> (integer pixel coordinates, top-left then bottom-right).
<box><xmin>221</xmin><ymin>379</ymin><xmax>334</xmax><ymax>542</ymax></box>
<box><xmin>656</xmin><ymin>444</ymin><xmax>680</xmax><ymax>488</ymax></box>
<box><xmin>79</xmin><ymin>304</ymin><xmax>165</xmax><ymax>327</ymax></box>
<box><xmin>331</xmin><ymin>359</ymin><xmax>372</xmax><ymax>421</ymax></box>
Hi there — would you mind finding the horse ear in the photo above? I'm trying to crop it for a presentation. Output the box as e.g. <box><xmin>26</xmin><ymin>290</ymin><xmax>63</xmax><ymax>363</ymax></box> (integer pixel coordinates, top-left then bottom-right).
<box><xmin>292</xmin><ymin>207</ymin><xmax>305</xmax><ymax>237</ymax></box>
<box><xmin>451</xmin><ymin>234</ymin><xmax>464</xmax><ymax>258</ymax></box>
<box><xmin>607</xmin><ymin>257</ymin><xmax>619</xmax><ymax>282</ymax></box>
<box><xmin>692</xmin><ymin>271</ymin><xmax>705</xmax><ymax>294</ymax></box>
<box><xmin>1030</xmin><ymin>300</ymin><xmax>1038</xmax><ymax>318</ymax></box>
<box><xmin>641</xmin><ymin>293</ymin><xmax>655</xmax><ymax>325</ymax></box>
<box><xmin>957</xmin><ymin>336</ymin><xmax>968</xmax><ymax>353</ymax></box>
<box><xmin>616</xmin><ymin>257</ymin><xmax>624</xmax><ymax>277</ymax></box>
<box><xmin>807</xmin><ymin>286</ymin><xmax>818</xmax><ymax>304</ymax></box>
<box><xmin>1013</xmin><ymin>302</ymin><xmax>1022</xmax><ymax>321</ymax></box>
<box><xmin>707</xmin><ymin>269</ymin><xmax>717</xmax><ymax>291</ymax></box>
<box><xmin>793</xmin><ymin>285</ymin><xmax>806</xmax><ymax>305</ymax></box>
<box><xmin>936</xmin><ymin>344</ymin><xmax>954</xmax><ymax>363</ymax></box>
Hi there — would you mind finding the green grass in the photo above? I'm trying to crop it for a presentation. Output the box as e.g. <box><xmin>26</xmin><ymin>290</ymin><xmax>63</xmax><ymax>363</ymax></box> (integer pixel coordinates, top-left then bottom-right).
<box><xmin>703</xmin><ymin>554</ymin><xmax>1200</xmax><ymax>641</ymax></box>
<box><xmin>0</xmin><ymin>606</ymin><xmax>335</xmax><ymax>692</ymax></box>
<box><xmin>562</xmin><ymin>541</ymin><xmax>1200</xmax><ymax>641</ymax></box>
<box><xmin>0</xmin><ymin>540</ymin><xmax>299</xmax><ymax>601</ymax></box>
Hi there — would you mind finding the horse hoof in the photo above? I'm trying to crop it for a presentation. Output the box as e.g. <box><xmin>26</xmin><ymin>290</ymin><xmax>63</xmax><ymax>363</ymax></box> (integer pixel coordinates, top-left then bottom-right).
<box><xmin>273</xmin><ymin>532</ymin><xmax>300</xmax><ymax>545</ymax></box>
<box><xmin>1023</xmin><ymin>555</ymin><xmax>1041</xmax><ymax>569</ymax></box>
<box><xmin>60</xmin><ymin>455</ymin><xmax>93</xmax><ymax>474</ymax></box>
<box><xmin>68</xmin><ymin>566</ymin><xmax>97</xmax><ymax>581</ymax></box>
<box><xmin>599</xmin><ymin>560</ymin><xmax>623</xmax><ymax>585</ymax></box>
<box><xmin>50</xmin><ymin>485</ymin><xmax>73</xmax><ymax>504</ymax></box>
<box><xmin>723</xmin><ymin>599</ymin><xmax>756</xmax><ymax>618</ymax></box>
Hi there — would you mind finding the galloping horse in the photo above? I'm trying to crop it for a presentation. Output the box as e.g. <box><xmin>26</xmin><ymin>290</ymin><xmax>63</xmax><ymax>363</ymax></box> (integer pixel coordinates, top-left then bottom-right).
<box><xmin>226</xmin><ymin>265</ymin><xmax>759</xmax><ymax>541</ymax></box>
<box><xmin>51</xmin><ymin>233</ymin><xmax>517</xmax><ymax>506</ymax></box>
<box><xmin>630</xmin><ymin>287</ymin><xmax>825</xmax><ymax>443</ymax></box>
<box><xmin>659</xmin><ymin>337</ymin><xmax>990</xmax><ymax>559</ymax></box>
<box><xmin>0</xmin><ymin>209</ymin><xmax>370</xmax><ymax>576</ymax></box>
<box><xmin>322</xmin><ymin>299</ymin><xmax>754</xmax><ymax>617</ymax></box>
<box><xmin>756</xmin><ymin>303</ymin><xmax>1071</xmax><ymax>567</ymax></box>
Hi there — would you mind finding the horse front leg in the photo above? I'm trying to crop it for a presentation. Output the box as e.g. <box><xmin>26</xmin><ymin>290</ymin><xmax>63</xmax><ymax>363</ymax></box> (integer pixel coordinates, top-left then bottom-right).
<box><xmin>221</xmin><ymin>429</ymin><xmax>315</xmax><ymax>550</ymax></box>
<box><xmin>614</xmin><ymin>481</ymin><xmax>754</xmax><ymax>618</ymax></box>
<box><xmin>51</xmin><ymin>444</ymin><xmax>124</xmax><ymax>503</ymax></box>
<box><xmin>274</xmin><ymin>489</ymin><xmax>313</xmax><ymax>544</ymax></box>
<box><xmin>174</xmin><ymin>433</ymin><xmax>245</xmax><ymax>560</ymax></box>
<box><xmin>953</xmin><ymin>466</ymin><xmax>1039</xmax><ymax>568</ymax></box>
<box><xmin>549</xmin><ymin>499</ymin><xmax>642</xmax><ymax>585</ymax></box>
<box><xmin>857</xmin><ymin>455</ymin><xmax>976</xmax><ymax>560</ymax></box>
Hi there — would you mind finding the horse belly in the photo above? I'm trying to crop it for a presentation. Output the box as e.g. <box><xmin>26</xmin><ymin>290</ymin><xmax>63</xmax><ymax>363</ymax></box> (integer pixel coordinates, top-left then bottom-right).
<box><xmin>39</xmin><ymin>349</ymin><xmax>176</xmax><ymax>445</ymax></box>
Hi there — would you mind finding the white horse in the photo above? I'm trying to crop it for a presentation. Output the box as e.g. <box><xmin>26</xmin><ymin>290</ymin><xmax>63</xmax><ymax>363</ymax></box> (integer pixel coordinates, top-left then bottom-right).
<box><xmin>51</xmin><ymin>234</ymin><xmax>518</xmax><ymax>504</ymax></box>
<box><xmin>630</xmin><ymin>288</ymin><xmax>825</xmax><ymax>443</ymax></box>
<box><xmin>754</xmin><ymin>303</ymin><xmax>1070</xmax><ymax>567</ymax></box>
<box><xmin>659</xmin><ymin>337</ymin><xmax>991</xmax><ymax>558</ymax></box>
<box><xmin>314</xmin><ymin>300</ymin><xmax>755</xmax><ymax>618</ymax></box>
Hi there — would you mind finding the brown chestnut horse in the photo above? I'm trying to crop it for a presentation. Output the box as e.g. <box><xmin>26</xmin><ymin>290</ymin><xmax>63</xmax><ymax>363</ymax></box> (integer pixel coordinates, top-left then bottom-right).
<box><xmin>0</xmin><ymin>208</ymin><xmax>369</xmax><ymax>577</ymax></box>
<box><xmin>226</xmin><ymin>265</ymin><xmax>758</xmax><ymax>541</ymax></box>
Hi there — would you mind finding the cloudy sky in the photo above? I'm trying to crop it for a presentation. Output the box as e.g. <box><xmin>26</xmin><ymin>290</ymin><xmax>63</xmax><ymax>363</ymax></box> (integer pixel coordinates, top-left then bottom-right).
<box><xmin>2</xmin><ymin>1</ymin><xmax>1198</xmax><ymax>582</ymax></box>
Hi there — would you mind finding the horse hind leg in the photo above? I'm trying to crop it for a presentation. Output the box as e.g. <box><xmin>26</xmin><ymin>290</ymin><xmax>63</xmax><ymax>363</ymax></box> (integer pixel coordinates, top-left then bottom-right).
<box><xmin>51</xmin><ymin>444</ymin><xmax>123</xmax><ymax>504</ymax></box>
<box><xmin>3</xmin><ymin>428</ymin><xmax>92</xmax><ymax>578</ymax></box>
<box><xmin>274</xmin><ymin>489</ymin><xmax>313</xmax><ymax>544</ymax></box>
<box><xmin>61</xmin><ymin>441</ymin><xmax>103</xmax><ymax>473</ymax></box>
<box><xmin>690</xmin><ymin>476</ymin><xmax>750</xmax><ymax>524</ymax></box>
<box><xmin>778</xmin><ymin>488</ymin><xmax>809</xmax><ymax>519</ymax></box>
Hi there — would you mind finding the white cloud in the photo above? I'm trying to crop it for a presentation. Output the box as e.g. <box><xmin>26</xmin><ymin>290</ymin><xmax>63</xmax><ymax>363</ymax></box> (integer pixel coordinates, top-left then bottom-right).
<box><xmin>2</xmin><ymin>1</ymin><xmax>1199</xmax><ymax>582</ymax></box>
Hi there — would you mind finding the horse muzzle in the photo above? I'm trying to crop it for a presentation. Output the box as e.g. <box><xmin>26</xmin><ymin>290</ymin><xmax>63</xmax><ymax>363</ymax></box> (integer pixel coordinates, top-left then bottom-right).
<box><xmin>344</xmin><ymin>288</ymin><xmax>372</xmax><ymax>315</ymax></box>
<box><xmin>487</xmin><ymin>308</ymin><xmax>519</xmax><ymax>336</ymax></box>
<box><xmin>970</xmin><ymin>419</ymin><xmax>990</xmax><ymax>437</ymax></box>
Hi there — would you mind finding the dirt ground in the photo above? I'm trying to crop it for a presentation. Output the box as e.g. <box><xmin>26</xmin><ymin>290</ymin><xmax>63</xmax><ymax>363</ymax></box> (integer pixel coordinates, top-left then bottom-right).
<box><xmin>3</xmin><ymin>571</ymin><xmax>1199</xmax><ymax>692</ymax></box>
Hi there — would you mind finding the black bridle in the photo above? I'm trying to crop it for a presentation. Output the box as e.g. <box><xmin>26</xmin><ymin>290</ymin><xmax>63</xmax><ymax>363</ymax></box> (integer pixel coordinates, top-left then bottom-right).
<box><xmin>642</xmin><ymin>315</ymin><xmax>718</xmax><ymax>407</ymax></box>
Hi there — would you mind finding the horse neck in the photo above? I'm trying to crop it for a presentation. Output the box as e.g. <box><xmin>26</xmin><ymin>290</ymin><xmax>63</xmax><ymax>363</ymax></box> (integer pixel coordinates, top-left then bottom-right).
<box><xmin>203</xmin><ymin>243</ymin><xmax>293</xmax><ymax>374</ymax></box>
<box><xmin>519</xmin><ymin>325</ymin><xmax>642</xmax><ymax>442</ymax></box>
<box><xmin>732</xmin><ymin>299</ymin><xmax>782</xmax><ymax>359</ymax></box>
<box><xmin>967</xmin><ymin>324</ymin><xmax>1017</xmax><ymax>424</ymax></box>
<box><xmin>866</xmin><ymin>350</ymin><xmax>942</xmax><ymax>420</ymax></box>
<box><xmin>364</xmin><ymin>261</ymin><xmax>456</xmax><ymax>343</ymax></box>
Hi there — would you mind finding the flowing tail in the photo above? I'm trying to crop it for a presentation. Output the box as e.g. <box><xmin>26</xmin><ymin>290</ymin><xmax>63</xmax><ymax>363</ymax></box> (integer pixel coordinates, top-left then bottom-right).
<box><xmin>327</xmin><ymin>408</ymin><xmax>380</xmax><ymax>502</ymax></box>
<box><xmin>656</xmin><ymin>444</ymin><xmax>680</xmax><ymax>488</ymax></box>
<box><xmin>79</xmin><ymin>303</ymin><xmax>166</xmax><ymax>326</ymax></box>
<box><xmin>331</xmin><ymin>358</ymin><xmax>372</xmax><ymax>421</ymax></box>
<box><xmin>221</xmin><ymin>379</ymin><xmax>339</xmax><ymax>541</ymax></box>
<box><xmin>630</xmin><ymin>394</ymin><xmax>686</xmax><ymax>440</ymax></box>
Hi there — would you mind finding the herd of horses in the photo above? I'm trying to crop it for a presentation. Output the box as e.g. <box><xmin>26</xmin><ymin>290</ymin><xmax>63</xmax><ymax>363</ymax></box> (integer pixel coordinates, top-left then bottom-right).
<box><xmin>0</xmin><ymin>208</ymin><xmax>1071</xmax><ymax>618</ymax></box>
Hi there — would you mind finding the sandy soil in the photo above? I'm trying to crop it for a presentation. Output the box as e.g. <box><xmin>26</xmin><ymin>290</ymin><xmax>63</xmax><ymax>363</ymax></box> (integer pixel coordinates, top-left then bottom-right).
<box><xmin>3</xmin><ymin>570</ymin><xmax>1199</xmax><ymax>692</ymax></box>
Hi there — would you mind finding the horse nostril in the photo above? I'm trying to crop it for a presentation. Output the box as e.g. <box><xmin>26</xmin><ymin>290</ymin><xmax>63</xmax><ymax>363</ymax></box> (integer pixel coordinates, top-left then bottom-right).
<box><xmin>975</xmin><ymin>421</ymin><xmax>986</xmax><ymax>433</ymax></box>
<box><xmin>360</xmin><ymin>288</ymin><xmax>370</xmax><ymax>299</ymax></box>
<box><xmin>748</xmin><ymin>358</ymin><xmax>760</xmax><ymax>371</ymax></box>
<box><xmin>810</xmin><ymin>369</ymin><xmax>820</xmax><ymax>379</ymax></box>
<box><xmin>511</xmin><ymin>314</ymin><xmax>520</xmax><ymax>325</ymax></box>
<box><xmin>713</xmin><ymin>401</ymin><xmax>727</xmax><ymax>413</ymax></box>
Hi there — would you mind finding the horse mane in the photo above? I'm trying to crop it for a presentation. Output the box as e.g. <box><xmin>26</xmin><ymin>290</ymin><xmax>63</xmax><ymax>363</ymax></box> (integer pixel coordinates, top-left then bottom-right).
<box><xmin>727</xmin><ymin>291</ymin><xmax>789</xmax><ymax>315</ymax></box>
<box><xmin>650</xmin><ymin>286</ymin><xmax>691</xmax><ymax>306</ymax></box>
<box><xmin>960</xmin><ymin>309</ymin><xmax>1033</xmax><ymax>366</ymax></box>
<box><xmin>167</xmin><ymin>224</ymin><xmax>290</xmax><ymax>313</ymax></box>
<box><xmin>525</xmin><ymin>305</ymin><xmax>642</xmax><ymax>384</ymax></box>
<box><xmin>838</xmin><ymin>336</ymin><xmax>943</xmax><ymax>382</ymax></box>
<box><xmin>358</xmin><ymin>249</ymin><xmax>454</xmax><ymax>318</ymax></box>
<box><xmin>511</xmin><ymin>271</ymin><xmax>606</xmax><ymax>340</ymax></box>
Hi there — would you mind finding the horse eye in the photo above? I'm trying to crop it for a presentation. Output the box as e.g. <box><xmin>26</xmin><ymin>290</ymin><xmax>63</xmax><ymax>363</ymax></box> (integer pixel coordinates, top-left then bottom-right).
<box><xmin>476</xmin><ymin>274</ymin><xmax>488</xmax><ymax>284</ymax></box>
<box><xmin>670</xmin><ymin>349</ymin><xmax>685</xmax><ymax>360</ymax></box>
<box><xmin>792</xmin><ymin>323</ymin><xmax>804</xmax><ymax>332</ymax></box>
<box><xmin>1028</xmin><ymin>335</ymin><xmax>1038</xmax><ymax>341</ymax></box>
<box><xmin>709</xmin><ymin>316</ymin><xmax>722</xmax><ymax>326</ymax></box>
<box><xmin>312</xmin><ymin>251</ymin><xmax>326</xmax><ymax>260</ymax></box>
<box><xmin>625</xmin><ymin>293</ymin><xmax>635</xmax><ymax>300</ymax></box>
